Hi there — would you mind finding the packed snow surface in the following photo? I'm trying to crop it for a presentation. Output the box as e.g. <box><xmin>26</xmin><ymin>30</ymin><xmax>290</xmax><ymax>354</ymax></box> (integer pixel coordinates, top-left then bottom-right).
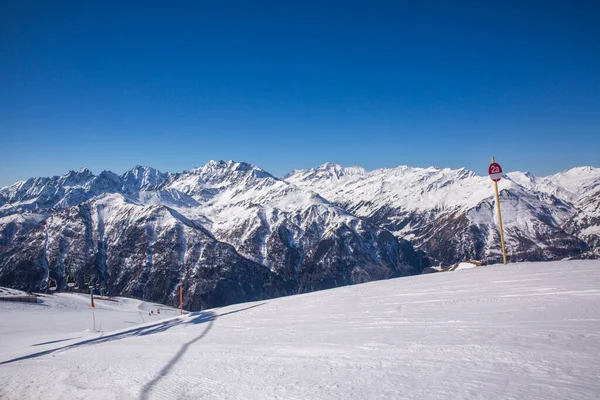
<box><xmin>454</xmin><ymin>262</ymin><xmax>479</xmax><ymax>271</ymax></box>
<box><xmin>0</xmin><ymin>287</ymin><xmax>28</xmax><ymax>297</ymax></box>
<box><xmin>1</xmin><ymin>260</ymin><xmax>599</xmax><ymax>399</ymax></box>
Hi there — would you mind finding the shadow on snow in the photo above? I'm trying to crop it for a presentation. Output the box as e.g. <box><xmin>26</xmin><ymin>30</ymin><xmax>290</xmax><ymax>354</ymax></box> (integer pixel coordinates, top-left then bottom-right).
<box><xmin>31</xmin><ymin>337</ymin><xmax>83</xmax><ymax>347</ymax></box>
<box><xmin>0</xmin><ymin>311</ymin><xmax>215</xmax><ymax>366</ymax></box>
<box><xmin>1</xmin><ymin>301</ymin><xmax>267</xmax><ymax>399</ymax></box>
<box><xmin>139</xmin><ymin>302</ymin><xmax>266</xmax><ymax>400</ymax></box>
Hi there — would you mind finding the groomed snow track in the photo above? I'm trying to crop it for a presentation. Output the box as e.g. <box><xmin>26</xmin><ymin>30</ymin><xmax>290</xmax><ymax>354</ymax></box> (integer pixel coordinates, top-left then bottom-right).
<box><xmin>1</xmin><ymin>260</ymin><xmax>599</xmax><ymax>399</ymax></box>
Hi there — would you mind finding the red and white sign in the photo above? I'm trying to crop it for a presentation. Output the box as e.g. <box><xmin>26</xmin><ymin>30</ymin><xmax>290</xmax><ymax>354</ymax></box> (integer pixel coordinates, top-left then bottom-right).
<box><xmin>488</xmin><ymin>162</ymin><xmax>503</xmax><ymax>182</ymax></box>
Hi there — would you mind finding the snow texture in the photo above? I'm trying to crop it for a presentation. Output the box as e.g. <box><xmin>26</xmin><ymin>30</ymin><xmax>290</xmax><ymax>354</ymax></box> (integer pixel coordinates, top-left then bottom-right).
<box><xmin>1</xmin><ymin>260</ymin><xmax>599</xmax><ymax>399</ymax></box>
<box><xmin>454</xmin><ymin>262</ymin><xmax>479</xmax><ymax>271</ymax></box>
<box><xmin>0</xmin><ymin>287</ymin><xmax>28</xmax><ymax>297</ymax></box>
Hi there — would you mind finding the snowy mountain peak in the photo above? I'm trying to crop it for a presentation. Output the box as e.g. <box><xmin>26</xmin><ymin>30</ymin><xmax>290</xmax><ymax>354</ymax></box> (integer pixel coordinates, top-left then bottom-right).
<box><xmin>566</xmin><ymin>166</ymin><xmax>598</xmax><ymax>173</ymax></box>
<box><xmin>189</xmin><ymin>160</ymin><xmax>275</xmax><ymax>183</ymax></box>
<box><xmin>121</xmin><ymin>165</ymin><xmax>166</xmax><ymax>191</ymax></box>
<box><xmin>193</xmin><ymin>160</ymin><xmax>261</xmax><ymax>173</ymax></box>
<box><xmin>93</xmin><ymin>171</ymin><xmax>123</xmax><ymax>190</ymax></box>
<box><xmin>456</xmin><ymin>167</ymin><xmax>478</xmax><ymax>179</ymax></box>
<box><xmin>546</xmin><ymin>166</ymin><xmax>600</xmax><ymax>199</ymax></box>
<box><xmin>61</xmin><ymin>168</ymin><xmax>95</xmax><ymax>185</ymax></box>
<box><xmin>161</xmin><ymin>160</ymin><xmax>281</xmax><ymax>201</ymax></box>
<box><xmin>507</xmin><ymin>171</ymin><xmax>537</xmax><ymax>186</ymax></box>
<box><xmin>284</xmin><ymin>163</ymin><xmax>367</xmax><ymax>184</ymax></box>
<box><xmin>551</xmin><ymin>166</ymin><xmax>600</xmax><ymax>179</ymax></box>
<box><xmin>317</xmin><ymin>162</ymin><xmax>343</xmax><ymax>171</ymax></box>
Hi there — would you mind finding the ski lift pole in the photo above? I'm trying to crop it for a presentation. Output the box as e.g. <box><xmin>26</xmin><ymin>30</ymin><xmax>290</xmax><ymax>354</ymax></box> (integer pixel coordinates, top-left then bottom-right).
<box><xmin>179</xmin><ymin>282</ymin><xmax>183</xmax><ymax>316</ymax></box>
<box><xmin>90</xmin><ymin>280</ymin><xmax>95</xmax><ymax>308</ymax></box>
<box><xmin>489</xmin><ymin>157</ymin><xmax>507</xmax><ymax>264</ymax></box>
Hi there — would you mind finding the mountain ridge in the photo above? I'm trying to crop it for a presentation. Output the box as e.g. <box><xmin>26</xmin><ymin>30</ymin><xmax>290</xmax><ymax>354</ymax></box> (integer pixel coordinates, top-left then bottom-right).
<box><xmin>285</xmin><ymin>163</ymin><xmax>599</xmax><ymax>264</ymax></box>
<box><xmin>1</xmin><ymin>160</ymin><xmax>598</xmax><ymax>311</ymax></box>
<box><xmin>0</xmin><ymin>160</ymin><xmax>426</xmax><ymax>310</ymax></box>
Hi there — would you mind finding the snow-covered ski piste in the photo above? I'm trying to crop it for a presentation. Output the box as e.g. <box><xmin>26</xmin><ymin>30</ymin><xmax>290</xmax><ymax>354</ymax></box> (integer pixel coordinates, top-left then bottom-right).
<box><xmin>1</xmin><ymin>260</ymin><xmax>599</xmax><ymax>399</ymax></box>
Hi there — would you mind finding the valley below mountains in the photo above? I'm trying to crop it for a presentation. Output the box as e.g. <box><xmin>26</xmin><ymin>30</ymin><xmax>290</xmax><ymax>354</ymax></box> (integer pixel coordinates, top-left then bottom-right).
<box><xmin>1</xmin><ymin>161</ymin><xmax>598</xmax><ymax>310</ymax></box>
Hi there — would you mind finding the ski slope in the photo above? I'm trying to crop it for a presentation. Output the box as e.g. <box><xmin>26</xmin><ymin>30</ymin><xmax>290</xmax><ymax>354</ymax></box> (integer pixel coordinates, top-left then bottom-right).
<box><xmin>1</xmin><ymin>260</ymin><xmax>599</xmax><ymax>399</ymax></box>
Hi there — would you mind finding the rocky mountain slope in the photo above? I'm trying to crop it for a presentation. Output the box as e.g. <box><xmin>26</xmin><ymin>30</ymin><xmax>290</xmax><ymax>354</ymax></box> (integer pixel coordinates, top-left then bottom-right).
<box><xmin>0</xmin><ymin>162</ymin><xmax>425</xmax><ymax>310</ymax></box>
<box><xmin>2</xmin><ymin>160</ymin><xmax>597</xmax><ymax>309</ymax></box>
<box><xmin>286</xmin><ymin>163</ymin><xmax>599</xmax><ymax>264</ymax></box>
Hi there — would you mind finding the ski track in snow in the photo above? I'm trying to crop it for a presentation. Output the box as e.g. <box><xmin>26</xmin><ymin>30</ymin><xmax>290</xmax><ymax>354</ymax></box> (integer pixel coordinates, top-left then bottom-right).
<box><xmin>1</xmin><ymin>260</ymin><xmax>600</xmax><ymax>399</ymax></box>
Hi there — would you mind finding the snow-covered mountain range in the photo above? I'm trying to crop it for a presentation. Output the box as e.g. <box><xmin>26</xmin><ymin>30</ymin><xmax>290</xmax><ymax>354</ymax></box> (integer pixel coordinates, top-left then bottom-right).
<box><xmin>0</xmin><ymin>161</ymin><xmax>424</xmax><ymax>310</ymax></box>
<box><xmin>286</xmin><ymin>163</ymin><xmax>600</xmax><ymax>264</ymax></box>
<box><xmin>1</xmin><ymin>161</ymin><xmax>598</xmax><ymax>310</ymax></box>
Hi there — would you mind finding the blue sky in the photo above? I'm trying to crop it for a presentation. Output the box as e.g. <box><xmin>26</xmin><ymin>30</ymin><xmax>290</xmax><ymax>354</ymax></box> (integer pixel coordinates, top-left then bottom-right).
<box><xmin>1</xmin><ymin>0</ymin><xmax>599</xmax><ymax>187</ymax></box>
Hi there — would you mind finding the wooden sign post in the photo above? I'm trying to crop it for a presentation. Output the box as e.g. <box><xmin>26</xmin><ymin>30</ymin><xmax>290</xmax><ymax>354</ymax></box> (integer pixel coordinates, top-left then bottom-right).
<box><xmin>489</xmin><ymin>157</ymin><xmax>507</xmax><ymax>264</ymax></box>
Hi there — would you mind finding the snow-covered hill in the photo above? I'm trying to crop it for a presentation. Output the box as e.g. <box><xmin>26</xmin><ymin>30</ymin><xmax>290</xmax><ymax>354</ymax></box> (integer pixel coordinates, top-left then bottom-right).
<box><xmin>1</xmin><ymin>260</ymin><xmax>599</xmax><ymax>399</ymax></box>
<box><xmin>286</xmin><ymin>163</ymin><xmax>598</xmax><ymax>264</ymax></box>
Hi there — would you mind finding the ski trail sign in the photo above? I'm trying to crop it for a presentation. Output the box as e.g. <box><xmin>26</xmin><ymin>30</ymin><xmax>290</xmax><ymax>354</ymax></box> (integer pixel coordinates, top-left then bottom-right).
<box><xmin>489</xmin><ymin>157</ymin><xmax>507</xmax><ymax>264</ymax></box>
<box><xmin>488</xmin><ymin>162</ymin><xmax>503</xmax><ymax>182</ymax></box>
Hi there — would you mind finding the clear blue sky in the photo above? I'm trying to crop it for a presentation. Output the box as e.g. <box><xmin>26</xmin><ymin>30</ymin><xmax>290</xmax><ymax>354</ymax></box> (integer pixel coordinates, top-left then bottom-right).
<box><xmin>1</xmin><ymin>0</ymin><xmax>599</xmax><ymax>187</ymax></box>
